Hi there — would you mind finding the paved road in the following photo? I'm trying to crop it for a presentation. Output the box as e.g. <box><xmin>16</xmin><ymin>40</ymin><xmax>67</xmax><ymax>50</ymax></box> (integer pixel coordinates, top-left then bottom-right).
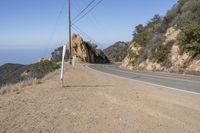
<box><xmin>88</xmin><ymin>64</ymin><xmax>200</xmax><ymax>94</ymax></box>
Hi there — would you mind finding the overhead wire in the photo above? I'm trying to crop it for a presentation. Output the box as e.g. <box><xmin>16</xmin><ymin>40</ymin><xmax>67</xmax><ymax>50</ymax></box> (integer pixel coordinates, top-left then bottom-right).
<box><xmin>72</xmin><ymin>24</ymin><xmax>104</xmax><ymax>48</ymax></box>
<box><xmin>72</xmin><ymin>0</ymin><xmax>104</xmax><ymax>24</ymax></box>
<box><xmin>72</xmin><ymin>24</ymin><xmax>96</xmax><ymax>43</ymax></box>
<box><xmin>70</xmin><ymin>0</ymin><xmax>105</xmax><ymax>48</ymax></box>
<box><xmin>72</xmin><ymin>0</ymin><xmax>97</xmax><ymax>22</ymax></box>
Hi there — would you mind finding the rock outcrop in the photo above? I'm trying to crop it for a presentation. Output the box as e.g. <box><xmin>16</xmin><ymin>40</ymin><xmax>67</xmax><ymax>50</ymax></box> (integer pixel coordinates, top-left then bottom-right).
<box><xmin>70</xmin><ymin>34</ymin><xmax>93</xmax><ymax>63</ymax></box>
<box><xmin>51</xmin><ymin>34</ymin><xmax>110</xmax><ymax>64</ymax></box>
<box><xmin>69</xmin><ymin>34</ymin><xmax>110</xmax><ymax>64</ymax></box>
<box><xmin>122</xmin><ymin>43</ymin><xmax>142</xmax><ymax>70</ymax></box>
<box><xmin>38</xmin><ymin>57</ymin><xmax>50</xmax><ymax>63</ymax></box>
<box><xmin>164</xmin><ymin>27</ymin><xmax>181</xmax><ymax>43</ymax></box>
<box><xmin>186</xmin><ymin>60</ymin><xmax>200</xmax><ymax>73</ymax></box>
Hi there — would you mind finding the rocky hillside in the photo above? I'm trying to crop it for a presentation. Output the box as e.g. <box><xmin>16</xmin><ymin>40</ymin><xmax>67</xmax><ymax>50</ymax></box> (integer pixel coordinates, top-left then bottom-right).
<box><xmin>122</xmin><ymin>0</ymin><xmax>200</xmax><ymax>74</ymax></box>
<box><xmin>103</xmin><ymin>41</ymin><xmax>128</xmax><ymax>62</ymax></box>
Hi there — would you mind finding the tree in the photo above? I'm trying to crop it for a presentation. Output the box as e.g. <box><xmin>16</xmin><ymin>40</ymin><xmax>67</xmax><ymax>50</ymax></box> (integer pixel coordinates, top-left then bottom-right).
<box><xmin>151</xmin><ymin>14</ymin><xmax>162</xmax><ymax>24</ymax></box>
<box><xmin>133</xmin><ymin>24</ymin><xmax>149</xmax><ymax>47</ymax></box>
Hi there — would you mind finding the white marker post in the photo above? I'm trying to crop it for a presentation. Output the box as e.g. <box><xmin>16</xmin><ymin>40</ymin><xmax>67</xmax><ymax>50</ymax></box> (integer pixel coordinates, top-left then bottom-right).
<box><xmin>60</xmin><ymin>45</ymin><xmax>66</xmax><ymax>88</ymax></box>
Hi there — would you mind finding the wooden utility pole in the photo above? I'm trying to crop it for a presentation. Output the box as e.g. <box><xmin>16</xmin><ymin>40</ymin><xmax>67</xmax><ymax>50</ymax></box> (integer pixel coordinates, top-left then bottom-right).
<box><xmin>68</xmin><ymin>0</ymin><xmax>72</xmax><ymax>64</ymax></box>
<box><xmin>60</xmin><ymin>0</ymin><xmax>72</xmax><ymax>88</ymax></box>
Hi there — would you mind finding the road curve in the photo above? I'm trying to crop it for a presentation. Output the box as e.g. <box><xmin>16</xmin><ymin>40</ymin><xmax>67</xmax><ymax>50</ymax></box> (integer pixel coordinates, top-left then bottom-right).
<box><xmin>88</xmin><ymin>64</ymin><xmax>200</xmax><ymax>95</ymax></box>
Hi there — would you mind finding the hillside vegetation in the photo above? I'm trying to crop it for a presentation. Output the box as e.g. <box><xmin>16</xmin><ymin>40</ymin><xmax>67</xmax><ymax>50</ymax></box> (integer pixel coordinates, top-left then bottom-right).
<box><xmin>0</xmin><ymin>61</ymin><xmax>60</xmax><ymax>88</ymax></box>
<box><xmin>122</xmin><ymin>0</ymin><xmax>200</xmax><ymax>74</ymax></box>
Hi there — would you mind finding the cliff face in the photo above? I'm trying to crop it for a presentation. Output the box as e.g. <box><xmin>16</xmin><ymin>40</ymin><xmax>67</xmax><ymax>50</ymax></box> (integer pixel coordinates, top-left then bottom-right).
<box><xmin>103</xmin><ymin>41</ymin><xmax>128</xmax><ymax>62</ymax></box>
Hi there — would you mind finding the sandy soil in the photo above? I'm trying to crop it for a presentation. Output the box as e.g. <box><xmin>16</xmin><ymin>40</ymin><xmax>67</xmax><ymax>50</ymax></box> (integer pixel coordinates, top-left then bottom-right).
<box><xmin>0</xmin><ymin>64</ymin><xmax>200</xmax><ymax>133</ymax></box>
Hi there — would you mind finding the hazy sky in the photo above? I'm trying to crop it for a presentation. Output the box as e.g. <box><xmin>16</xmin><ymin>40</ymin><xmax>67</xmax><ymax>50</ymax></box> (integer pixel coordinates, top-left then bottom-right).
<box><xmin>0</xmin><ymin>0</ymin><xmax>177</xmax><ymax>50</ymax></box>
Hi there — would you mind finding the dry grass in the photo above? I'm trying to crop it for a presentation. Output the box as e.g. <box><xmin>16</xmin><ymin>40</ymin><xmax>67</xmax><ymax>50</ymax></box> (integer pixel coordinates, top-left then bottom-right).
<box><xmin>0</xmin><ymin>78</ymin><xmax>41</xmax><ymax>95</ymax></box>
<box><xmin>0</xmin><ymin>69</ymin><xmax>60</xmax><ymax>95</ymax></box>
<box><xmin>42</xmin><ymin>69</ymin><xmax>60</xmax><ymax>81</ymax></box>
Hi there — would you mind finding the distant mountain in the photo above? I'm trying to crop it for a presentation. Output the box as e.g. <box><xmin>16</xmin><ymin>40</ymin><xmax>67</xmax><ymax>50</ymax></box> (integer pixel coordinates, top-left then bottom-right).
<box><xmin>103</xmin><ymin>41</ymin><xmax>128</xmax><ymax>62</ymax></box>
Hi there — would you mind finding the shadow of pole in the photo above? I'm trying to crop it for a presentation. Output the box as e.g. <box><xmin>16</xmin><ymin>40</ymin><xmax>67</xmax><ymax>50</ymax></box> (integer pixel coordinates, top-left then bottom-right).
<box><xmin>64</xmin><ymin>85</ymin><xmax>113</xmax><ymax>88</ymax></box>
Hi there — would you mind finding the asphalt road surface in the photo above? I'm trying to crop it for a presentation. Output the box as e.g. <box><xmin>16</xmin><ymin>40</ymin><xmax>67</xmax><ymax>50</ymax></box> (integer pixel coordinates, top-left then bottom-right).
<box><xmin>88</xmin><ymin>64</ymin><xmax>200</xmax><ymax>95</ymax></box>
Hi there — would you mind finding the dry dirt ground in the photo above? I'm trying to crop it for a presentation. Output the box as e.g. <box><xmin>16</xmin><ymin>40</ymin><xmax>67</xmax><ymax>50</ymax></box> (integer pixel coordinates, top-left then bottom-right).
<box><xmin>0</xmin><ymin>64</ymin><xmax>200</xmax><ymax>133</ymax></box>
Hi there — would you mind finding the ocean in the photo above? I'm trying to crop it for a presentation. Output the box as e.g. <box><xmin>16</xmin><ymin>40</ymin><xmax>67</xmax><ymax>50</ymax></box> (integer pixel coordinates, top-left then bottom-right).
<box><xmin>0</xmin><ymin>48</ymin><xmax>53</xmax><ymax>65</ymax></box>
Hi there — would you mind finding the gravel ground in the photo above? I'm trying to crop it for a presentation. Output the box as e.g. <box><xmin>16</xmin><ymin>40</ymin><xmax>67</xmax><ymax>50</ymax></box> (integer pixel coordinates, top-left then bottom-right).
<box><xmin>0</xmin><ymin>63</ymin><xmax>200</xmax><ymax>133</ymax></box>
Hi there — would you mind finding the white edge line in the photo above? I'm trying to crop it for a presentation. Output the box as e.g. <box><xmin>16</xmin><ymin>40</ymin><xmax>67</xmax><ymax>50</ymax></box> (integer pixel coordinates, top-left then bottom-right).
<box><xmin>86</xmin><ymin>65</ymin><xmax>200</xmax><ymax>96</ymax></box>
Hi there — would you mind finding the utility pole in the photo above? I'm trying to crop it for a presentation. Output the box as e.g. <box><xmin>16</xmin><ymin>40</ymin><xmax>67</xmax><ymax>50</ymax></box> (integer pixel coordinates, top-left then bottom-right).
<box><xmin>60</xmin><ymin>0</ymin><xmax>72</xmax><ymax>88</ymax></box>
<box><xmin>68</xmin><ymin>0</ymin><xmax>72</xmax><ymax>64</ymax></box>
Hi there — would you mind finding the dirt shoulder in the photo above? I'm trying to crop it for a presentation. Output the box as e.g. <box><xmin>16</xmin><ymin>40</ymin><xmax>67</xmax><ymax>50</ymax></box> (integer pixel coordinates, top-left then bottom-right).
<box><xmin>0</xmin><ymin>63</ymin><xmax>200</xmax><ymax>133</ymax></box>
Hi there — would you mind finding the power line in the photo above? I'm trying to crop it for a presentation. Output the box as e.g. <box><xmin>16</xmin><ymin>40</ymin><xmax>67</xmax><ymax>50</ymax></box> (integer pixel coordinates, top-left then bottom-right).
<box><xmin>72</xmin><ymin>24</ymin><xmax>104</xmax><ymax>48</ymax></box>
<box><xmin>72</xmin><ymin>0</ymin><xmax>96</xmax><ymax>22</ymax></box>
<box><xmin>74</xmin><ymin>0</ymin><xmax>103</xmax><ymax>34</ymax></box>
<box><xmin>72</xmin><ymin>24</ymin><xmax>96</xmax><ymax>43</ymax></box>
<box><xmin>73</xmin><ymin>0</ymin><xmax>104</xmax><ymax>24</ymax></box>
<box><xmin>71</xmin><ymin>0</ymin><xmax>104</xmax><ymax>48</ymax></box>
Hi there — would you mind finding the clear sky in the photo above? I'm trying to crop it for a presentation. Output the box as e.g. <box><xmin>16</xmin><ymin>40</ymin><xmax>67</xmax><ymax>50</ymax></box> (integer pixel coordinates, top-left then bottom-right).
<box><xmin>0</xmin><ymin>0</ymin><xmax>177</xmax><ymax>64</ymax></box>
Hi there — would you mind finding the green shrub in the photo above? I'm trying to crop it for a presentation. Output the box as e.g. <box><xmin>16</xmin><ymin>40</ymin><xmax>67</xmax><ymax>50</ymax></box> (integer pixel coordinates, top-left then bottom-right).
<box><xmin>175</xmin><ymin>0</ymin><xmax>200</xmax><ymax>26</ymax></box>
<box><xmin>0</xmin><ymin>61</ymin><xmax>60</xmax><ymax>88</ymax></box>
<box><xmin>29</xmin><ymin>61</ymin><xmax>60</xmax><ymax>79</ymax></box>
<box><xmin>185</xmin><ymin>42</ymin><xmax>200</xmax><ymax>57</ymax></box>
<box><xmin>133</xmin><ymin>24</ymin><xmax>150</xmax><ymax>47</ymax></box>
<box><xmin>152</xmin><ymin>44</ymin><xmax>170</xmax><ymax>63</ymax></box>
<box><xmin>177</xmin><ymin>21</ymin><xmax>200</xmax><ymax>57</ymax></box>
